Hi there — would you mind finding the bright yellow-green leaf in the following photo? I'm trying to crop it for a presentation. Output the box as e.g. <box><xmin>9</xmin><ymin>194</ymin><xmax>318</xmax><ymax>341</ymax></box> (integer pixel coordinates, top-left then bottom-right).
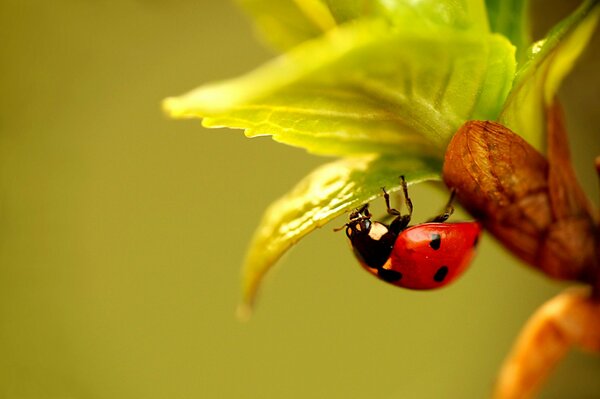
<box><xmin>238</xmin><ymin>155</ymin><xmax>441</xmax><ymax>315</ymax></box>
<box><xmin>236</xmin><ymin>0</ymin><xmax>332</xmax><ymax>51</ymax></box>
<box><xmin>485</xmin><ymin>0</ymin><xmax>531</xmax><ymax>61</ymax></box>
<box><xmin>379</xmin><ymin>0</ymin><xmax>489</xmax><ymax>32</ymax></box>
<box><xmin>322</xmin><ymin>0</ymin><xmax>380</xmax><ymax>24</ymax></box>
<box><xmin>499</xmin><ymin>0</ymin><xmax>599</xmax><ymax>150</ymax></box>
<box><xmin>201</xmin><ymin>86</ymin><xmax>440</xmax><ymax>157</ymax></box>
<box><xmin>237</xmin><ymin>0</ymin><xmax>490</xmax><ymax>52</ymax></box>
<box><xmin>163</xmin><ymin>19</ymin><xmax>515</xmax><ymax>156</ymax></box>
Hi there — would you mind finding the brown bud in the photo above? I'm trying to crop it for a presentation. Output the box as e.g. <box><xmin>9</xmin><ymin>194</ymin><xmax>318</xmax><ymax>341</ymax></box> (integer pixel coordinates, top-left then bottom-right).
<box><xmin>443</xmin><ymin>104</ymin><xmax>598</xmax><ymax>286</ymax></box>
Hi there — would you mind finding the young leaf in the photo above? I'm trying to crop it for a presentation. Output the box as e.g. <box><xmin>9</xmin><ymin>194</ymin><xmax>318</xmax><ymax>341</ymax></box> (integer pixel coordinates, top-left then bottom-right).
<box><xmin>322</xmin><ymin>0</ymin><xmax>381</xmax><ymax>24</ymax></box>
<box><xmin>239</xmin><ymin>155</ymin><xmax>441</xmax><ymax>314</ymax></box>
<box><xmin>379</xmin><ymin>0</ymin><xmax>489</xmax><ymax>32</ymax></box>
<box><xmin>201</xmin><ymin>86</ymin><xmax>441</xmax><ymax>157</ymax></box>
<box><xmin>164</xmin><ymin>19</ymin><xmax>515</xmax><ymax>156</ymax></box>
<box><xmin>485</xmin><ymin>0</ymin><xmax>531</xmax><ymax>61</ymax></box>
<box><xmin>236</xmin><ymin>0</ymin><xmax>334</xmax><ymax>51</ymax></box>
<box><xmin>323</xmin><ymin>0</ymin><xmax>489</xmax><ymax>32</ymax></box>
<box><xmin>237</xmin><ymin>0</ymin><xmax>490</xmax><ymax>52</ymax></box>
<box><xmin>499</xmin><ymin>0</ymin><xmax>599</xmax><ymax>150</ymax></box>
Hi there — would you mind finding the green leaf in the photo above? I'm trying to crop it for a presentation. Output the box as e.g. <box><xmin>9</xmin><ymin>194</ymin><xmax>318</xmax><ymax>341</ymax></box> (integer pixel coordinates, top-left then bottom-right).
<box><xmin>236</xmin><ymin>0</ymin><xmax>334</xmax><ymax>51</ymax></box>
<box><xmin>322</xmin><ymin>0</ymin><xmax>380</xmax><ymax>24</ymax></box>
<box><xmin>323</xmin><ymin>0</ymin><xmax>490</xmax><ymax>32</ymax></box>
<box><xmin>379</xmin><ymin>0</ymin><xmax>489</xmax><ymax>32</ymax></box>
<box><xmin>237</xmin><ymin>0</ymin><xmax>490</xmax><ymax>52</ymax></box>
<box><xmin>485</xmin><ymin>0</ymin><xmax>531</xmax><ymax>61</ymax></box>
<box><xmin>499</xmin><ymin>0</ymin><xmax>599</xmax><ymax>150</ymax></box>
<box><xmin>164</xmin><ymin>19</ymin><xmax>515</xmax><ymax>156</ymax></box>
<box><xmin>238</xmin><ymin>155</ymin><xmax>441</xmax><ymax>315</ymax></box>
<box><xmin>201</xmin><ymin>86</ymin><xmax>441</xmax><ymax>157</ymax></box>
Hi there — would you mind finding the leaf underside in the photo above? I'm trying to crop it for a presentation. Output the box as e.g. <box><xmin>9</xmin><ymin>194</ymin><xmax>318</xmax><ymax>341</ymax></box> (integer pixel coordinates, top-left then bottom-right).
<box><xmin>240</xmin><ymin>155</ymin><xmax>441</xmax><ymax>311</ymax></box>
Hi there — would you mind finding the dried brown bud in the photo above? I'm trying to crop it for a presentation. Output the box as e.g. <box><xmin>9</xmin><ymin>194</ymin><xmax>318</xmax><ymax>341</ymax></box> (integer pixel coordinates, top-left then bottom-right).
<box><xmin>443</xmin><ymin>104</ymin><xmax>598</xmax><ymax>286</ymax></box>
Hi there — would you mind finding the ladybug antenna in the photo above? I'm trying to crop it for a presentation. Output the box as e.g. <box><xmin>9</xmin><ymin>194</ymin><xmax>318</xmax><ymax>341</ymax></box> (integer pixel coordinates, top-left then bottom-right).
<box><xmin>333</xmin><ymin>223</ymin><xmax>348</xmax><ymax>232</ymax></box>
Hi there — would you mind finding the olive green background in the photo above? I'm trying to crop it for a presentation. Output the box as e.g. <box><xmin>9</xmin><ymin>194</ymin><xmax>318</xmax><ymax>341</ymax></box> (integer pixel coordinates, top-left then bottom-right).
<box><xmin>1</xmin><ymin>1</ymin><xmax>599</xmax><ymax>398</ymax></box>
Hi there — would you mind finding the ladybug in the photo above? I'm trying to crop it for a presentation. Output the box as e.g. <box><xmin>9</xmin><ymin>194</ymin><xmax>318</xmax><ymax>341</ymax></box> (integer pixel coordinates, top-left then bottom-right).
<box><xmin>343</xmin><ymin>176</ymin><xmax>481</xmax><ymax>289</ymax></box>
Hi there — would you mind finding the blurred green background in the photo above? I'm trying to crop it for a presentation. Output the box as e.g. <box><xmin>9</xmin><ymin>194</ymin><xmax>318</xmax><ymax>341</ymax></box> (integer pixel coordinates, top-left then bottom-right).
<box><xmin>1</xmin><ymin>1</ymin><xmax>599</xmax><ymax>398</ymax></box>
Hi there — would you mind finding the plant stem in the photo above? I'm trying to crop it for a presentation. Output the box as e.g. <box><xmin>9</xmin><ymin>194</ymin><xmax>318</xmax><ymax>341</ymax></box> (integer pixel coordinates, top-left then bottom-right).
<box><xmin>492</xmin><ymin>287</ymin><xmax>600</xmax><ymax>399</ymax></box>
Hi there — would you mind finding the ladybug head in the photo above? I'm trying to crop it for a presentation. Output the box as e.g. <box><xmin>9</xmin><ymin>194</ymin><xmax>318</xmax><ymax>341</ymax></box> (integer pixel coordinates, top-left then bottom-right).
<box><xmin>341</xmin><ymin>204</ymin><xmax>397</xmax><ymax>269</ymax></box>
<box><xmin>345</xmin><ymin>206</ymin><xmax>373</xmax><ymax>239</ymax></box>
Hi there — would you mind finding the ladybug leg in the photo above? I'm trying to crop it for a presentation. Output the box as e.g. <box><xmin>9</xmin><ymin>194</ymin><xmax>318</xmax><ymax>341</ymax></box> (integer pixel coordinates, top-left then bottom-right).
<box><xmin>382</xmin><ymin>187</ymin><xmax>401</xmax><ymax>217</ymax></box>
<box><xmin>400</xmin><ymin>175</ymin><xmax>414</xmax><ymax>218</ymax></box>
<box><xmin>358</xmin><ymin>203</ymin><xmax>371</xmax><ymax>218</ymax></box>
<box><xmin>349</xmin><ymin>203</ymin><xmax>371</xmax><ymax>220</ymax></box>
<box><xmin>384</xmin><ymin>176</ymin><xmax>413</xmax><ymax>234</ymax></box>
<box><xmin>427</xmin><ymin>189</ymin><xmax>456</xmax><ymax>223</ymax></box>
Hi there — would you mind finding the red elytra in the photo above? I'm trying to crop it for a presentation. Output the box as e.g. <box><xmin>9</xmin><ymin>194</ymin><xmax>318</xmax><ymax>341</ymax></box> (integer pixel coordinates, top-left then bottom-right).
<box><xmin>361</xmin><ymin>222</ymin><xmax>481</xmax><ymax>289</ymax></box>
<box><xmin>343</xmin><ymin>177</ymin><xmax>482</xmax><ymax>290</ymax></box>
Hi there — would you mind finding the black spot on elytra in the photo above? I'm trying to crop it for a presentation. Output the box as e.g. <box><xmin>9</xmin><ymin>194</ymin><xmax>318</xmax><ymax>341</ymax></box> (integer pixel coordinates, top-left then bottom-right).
<box><xmin>429</xmin><ymin>233</ymin><xmax>441</xmax><ymax>250</ymax></box>
<box><xmin>473</xmin><ymin>235</ymin><xmax>479</xmax><ymax>247</ymax></box>
<box><xmin>433</xmin><ymin>266</ymin><xmax>449</xmax><ymax>282</ymax></box>
<box><xmin>378</xmin><ymin>268</ymin><xmax>403</xmax><ymax>282</ymax></box>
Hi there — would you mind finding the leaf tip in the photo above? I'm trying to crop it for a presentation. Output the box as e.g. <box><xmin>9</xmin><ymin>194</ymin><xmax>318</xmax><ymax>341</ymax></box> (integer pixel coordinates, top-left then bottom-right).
<box><xmin>162</xmin><ymin>83</ymin><xmax>233</xmax><ymax>119</ymax></box>
<box><xmin>162</xmin><ymin>96</ymin><xmax>190</xmax><ymax>119</ymax></box>
<box><xmin>236</xmin><ymin>302</ymin><xmax>254</xmax><ymax>322</ymax></box>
